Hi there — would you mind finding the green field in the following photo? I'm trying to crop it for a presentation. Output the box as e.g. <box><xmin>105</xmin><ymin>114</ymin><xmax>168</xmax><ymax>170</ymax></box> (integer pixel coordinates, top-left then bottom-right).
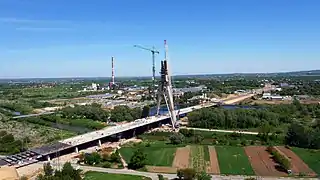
<box><xmin>119</xmin><ymin>146</ymin><xmax>176</xmax><ymax>166</ymax></box>
<box><xmin>292</xmin><ymin>147</ymin><xmax>320</xmax><ymax>174</ymax></box>
<box><xmin>84</xmin><ymin>171</ymin><xmax>151</xmax><ymax>180</ymax></box>
<box><xmin>215</xmin><ymin>146</ymin><xmax>254</xmax><ymax>175</ymax></box>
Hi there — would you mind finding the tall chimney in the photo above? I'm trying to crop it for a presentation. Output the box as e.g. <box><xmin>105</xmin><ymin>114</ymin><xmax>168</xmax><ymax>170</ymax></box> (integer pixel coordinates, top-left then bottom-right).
<box><xmin>111</xmin><ymin>57</ymin><xmax>115</xmax><ymax>85</ymax></box>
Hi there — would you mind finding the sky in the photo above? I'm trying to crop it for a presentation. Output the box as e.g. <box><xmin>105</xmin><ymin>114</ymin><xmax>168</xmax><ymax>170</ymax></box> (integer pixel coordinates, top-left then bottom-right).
<box><xmin>0</xmin><ymin>0</ymin><xmax>319</xmax><ymax>78</ymax></box>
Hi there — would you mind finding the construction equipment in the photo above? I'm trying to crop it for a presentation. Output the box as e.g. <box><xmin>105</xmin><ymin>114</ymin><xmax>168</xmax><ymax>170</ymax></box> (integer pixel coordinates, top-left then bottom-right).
<box><xmin>133</xmin><ymin>45</ymin><xmax>159</xmax><ymax>99</ymax></box>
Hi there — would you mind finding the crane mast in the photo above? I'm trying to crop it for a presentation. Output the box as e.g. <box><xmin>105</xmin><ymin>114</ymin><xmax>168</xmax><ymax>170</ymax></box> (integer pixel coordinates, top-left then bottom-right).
<box><xmin>133</xmin><ymin>45</ymin><xmax>159</xmax><ymax>99</ymax></box>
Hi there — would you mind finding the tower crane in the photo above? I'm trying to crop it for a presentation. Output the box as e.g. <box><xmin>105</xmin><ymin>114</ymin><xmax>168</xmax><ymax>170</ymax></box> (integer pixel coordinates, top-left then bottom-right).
<box><xmin>133</xmin><ymin>45</ymin><xmax>159</xmax><ymax>99</ymax></box>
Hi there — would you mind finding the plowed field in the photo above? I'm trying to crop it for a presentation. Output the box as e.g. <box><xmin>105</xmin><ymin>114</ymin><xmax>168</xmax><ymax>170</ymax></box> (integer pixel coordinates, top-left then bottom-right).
<box><xmin>244</xmin><ymin>146</ymin><xmax>287</xmax><ymax>176</ymax></box>
<box><xmin>146</xmin><ymin>166</ymin><xmax>177</xmax><ymax>174</ymax></box>
<box><xmin>172</xmin><ymin>146</ymin><xmax>190</xmax><ymax>169</ymax></box>
<box><xmin>207</xmin><ymin>146</ymin><xmax>220</xmax><ymax>174</ymax></box>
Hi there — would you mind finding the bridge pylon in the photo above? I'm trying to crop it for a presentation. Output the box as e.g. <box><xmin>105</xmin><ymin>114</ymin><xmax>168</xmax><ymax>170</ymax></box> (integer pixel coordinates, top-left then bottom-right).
<box><xmin>156</xmin><ymin>40</ymin><xmax>177</xmax><ymax>130</ymax></box>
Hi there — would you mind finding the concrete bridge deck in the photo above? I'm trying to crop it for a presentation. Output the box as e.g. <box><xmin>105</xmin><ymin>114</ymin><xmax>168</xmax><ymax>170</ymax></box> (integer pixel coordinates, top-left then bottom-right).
<box><xmin>0</xmin><ymin>93</ymin><xmax>255</xmax><ymax>167</ymax></box>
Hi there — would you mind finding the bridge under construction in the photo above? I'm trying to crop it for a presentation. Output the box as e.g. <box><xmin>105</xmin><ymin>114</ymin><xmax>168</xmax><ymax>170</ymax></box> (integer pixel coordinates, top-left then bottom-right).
<box><xmin>0</xmin><ymin>40</ymin><xmax>258</xmax><ymax>168</ymax></box>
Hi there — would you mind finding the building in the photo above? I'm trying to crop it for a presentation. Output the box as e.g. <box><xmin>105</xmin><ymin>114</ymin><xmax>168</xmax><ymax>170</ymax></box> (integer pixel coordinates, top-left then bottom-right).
<box><xmin>262</xmin><ymin>93</ymin><xmax>283</xmax><ymax>100</ymax></box>
<box><xmin>174</xmin><ymin>86</ymin><xmax>206</xmax><ymax>94</ymax></box>
<box><xmin>173</xmin><ymin>89</ymin><xmax>184</xmax><ymax>97</ymax></box>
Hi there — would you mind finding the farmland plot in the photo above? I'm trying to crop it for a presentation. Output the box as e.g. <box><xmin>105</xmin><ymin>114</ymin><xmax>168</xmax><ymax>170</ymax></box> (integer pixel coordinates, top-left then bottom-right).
<box><xmin>244</xmin><ymin>146</ymin><xmax>287</xmax><ymax>176</ymax></box>
<box><xmin>216</xmin><ymin>146</ymin><xmax>254</xmax><ymax>175</ymax></box>
<box><xmin>172</xmin><ymin>146</ymin><xmax>190</xmax><ymax>169</ymax></box>
<box><xmin>207</xmin><ymin>146</ymin><xmax>220</xmax><ymax>174</ymax></box>
<box><xmin>277</xmin><ymin>146</ymin><xmax>316</xmax><ymax>177</ymax></box>
<box><xmin>190</xmin><ymin>146</ymin><xmax>206</xmax><ymax>172</ymax></box>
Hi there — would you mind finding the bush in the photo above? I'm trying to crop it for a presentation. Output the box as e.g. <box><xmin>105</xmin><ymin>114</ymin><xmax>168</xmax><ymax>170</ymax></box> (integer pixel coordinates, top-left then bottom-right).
<box><xmin>102</xmin><ymin>161</ymin><xmax>112</xmax><ymax>168</ymax></box>
<box><xmin>19</xmin><ymin>176</ymin><xmax>28</xmax><ymax>180</ymax></box>
<box><xmin>241</xmin><ymin>140</ymin><xmax>247</xmax><ymax>146</ymax></box>
<box><xmin>128</xmin><ymin>148</ymin><xmax>147</xmax><ymax>170</ymax></box>
<box><xmin>179</xmin><ymin>129</ymin><xmax>194</xmax><ymax>137</ymax></box>
<box><xmin>169</xmin><ymin>133</ymin><xmax>185</xmax><ymax>145</ymax></box>
<box><xmin>110</xmin><ymin>151</ymin><xmax>121</xmax><ymax>163</ymax></box>
<box><xmin>177</xmin><ymin>168</ymin><xmax>196</xmax><ymax>180</ymax></box>
<box><xmin>158</xmin><ymin>174</ymin><xmax>164</xmax><ymax>180</ymax></box>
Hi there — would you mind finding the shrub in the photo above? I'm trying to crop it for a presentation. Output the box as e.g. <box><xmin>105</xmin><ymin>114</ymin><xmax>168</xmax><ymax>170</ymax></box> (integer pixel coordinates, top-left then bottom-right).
<box><xmin>157</xmin><ymin>174</ymin><xmax>164</xmax><ymax>180</ymax></box>
<box><xmin>102</xmin><ymin>161</ymin><xmax>112</xmax><ymax>168</ymax></box>
<box><xmin>110</xmin><ymin>151</ymin><xmax>121</xmax><ymax>163</ymax></box>
<box><xmin>169</xmin><ymin>133</ymin><xmax>185</xmax><ymax>145</ymax></box>
<box><xmin>177</xmin><ymin>168</ymin><xmax>196</xmax><ymax>180</ymax></box>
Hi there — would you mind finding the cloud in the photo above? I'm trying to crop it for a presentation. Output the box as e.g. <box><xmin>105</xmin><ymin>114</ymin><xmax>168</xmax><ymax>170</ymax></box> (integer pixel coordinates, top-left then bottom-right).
<box><xmin>15</xmin><ymin>27</ymin><xmax>72</xmax><ymax>31</ymax></box>
<box><xmin>0</xmin><ymin>17</ymin><xmax>68</xmax><ymax>24</ymax></box>
<box><xmin>0</xmin><ymin>17</ymin><xmax>72</xmax><ymax>32</ymax></box>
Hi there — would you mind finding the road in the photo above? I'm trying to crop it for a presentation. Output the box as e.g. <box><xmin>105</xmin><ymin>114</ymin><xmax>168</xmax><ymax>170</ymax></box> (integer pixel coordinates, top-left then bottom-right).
<box><xmin>184</xmin><ymin>127</ymin><xmax>259</xmax><ymax>135</ymax></box>
<box><xmin>11</xmin><ymin>112</ymin><xmax>55</xmax><ymax>119</ymax></box>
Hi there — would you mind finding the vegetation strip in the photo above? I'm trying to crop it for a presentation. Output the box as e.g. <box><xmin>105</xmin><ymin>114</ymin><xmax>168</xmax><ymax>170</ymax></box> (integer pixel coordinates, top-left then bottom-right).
<box><xmin>190</xmin><ymin>146</ymin><xmax>206</xmax><ymax>173</ymax></box>
<box><xmin>267</xmin><ymin>146</ymin><xmax>292</xmax><ymax>172</ymax></box>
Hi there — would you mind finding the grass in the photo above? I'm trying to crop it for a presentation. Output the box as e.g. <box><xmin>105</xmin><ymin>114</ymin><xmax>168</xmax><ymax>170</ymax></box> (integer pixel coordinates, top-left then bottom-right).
<box><xmin>215</xmin><ymin>146</ymin><xmax>254</xmax><ymax>175</ymax></box>
<box><xmin>119</xmin><ymin>146</ymin><xmax>176</xmax><ymax>166</ymax></box>
<box><xmin>0</xmin><ymin>120</ymin><xmax>76</xmax><ymax>151</ymax></box>
<box><xmin>83</xmin><ymin>171</ymin><xmax>151</xmax><ymax>180</ymax></box>
<box><xmin>203</xmin><ymin>145</ymin><xmax>210</xmax><ymax>162</ymax></box>
<box><xmin>292</xmin><ymin>147</ymin><xmax>320</xmax><ymax>174</ymax></box>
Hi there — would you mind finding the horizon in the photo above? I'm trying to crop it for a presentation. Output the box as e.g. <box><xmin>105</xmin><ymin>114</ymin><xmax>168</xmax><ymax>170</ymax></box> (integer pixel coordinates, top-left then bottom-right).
<box><xmin>0</xmin><ymin>69</ymin><xmax>319</xmax><ymax>80</ymax></box>
<box><xmin>1</xmin><ymin>0</ymin><xmax>320</xmax><ymax>78</ymax></box>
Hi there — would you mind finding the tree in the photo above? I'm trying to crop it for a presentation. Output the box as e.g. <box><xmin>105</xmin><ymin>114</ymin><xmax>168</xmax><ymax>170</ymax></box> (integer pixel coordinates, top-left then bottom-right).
<box><xmin>61</xmin><ymin>162</ymin><xmax>82</xmax><ymax>180</ymax></box>
<box><xmin>192</xmin><ymin>133</ymin><xmax>204</xmax><ymax>144</ymax></box>
<box><xmin>141</xmin><ymin>105</ymin><xmax>150</xmax><ymax>118</ymax></box>
<box><xmin>128</xmin><ymin>148</ymin><xmax>147</xmax><ymax>169</ymax></box>
<box><xmin>43</xmin><ymin>163</ymin><xmax>54</xmax><ymax>177</ymax></box>
<box><xmin>177</xmin><ymin>168</ymin><xmax>196</xmax><ymax>180</ymax></box>
<box><xmin>37</xmin><ymin>162</ymin><xmax>82</xmax><ymax>180</ymax></box>
<box><xmin>84</xmin><ymin>152</ymin><xmax>101</xmax><ymax>165</ymax></box>
<box><xmin>157</xmin><ymin>174</ymin><xmax>165</xmax><ymax>180</ymax></box>
<box><xmin>179</xmin><ymin>129</ymin><xmax>194</xmax><ymax>137</ymax></box>
<box><xmin>169</xmin><ymin>133</ymin><xmax>185</xmax><ymax>145</ymax></box>
<box><xmin>258</xmin><ymin>122</ymin><xmax>272</xmax><ymax>141</ymax></box>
